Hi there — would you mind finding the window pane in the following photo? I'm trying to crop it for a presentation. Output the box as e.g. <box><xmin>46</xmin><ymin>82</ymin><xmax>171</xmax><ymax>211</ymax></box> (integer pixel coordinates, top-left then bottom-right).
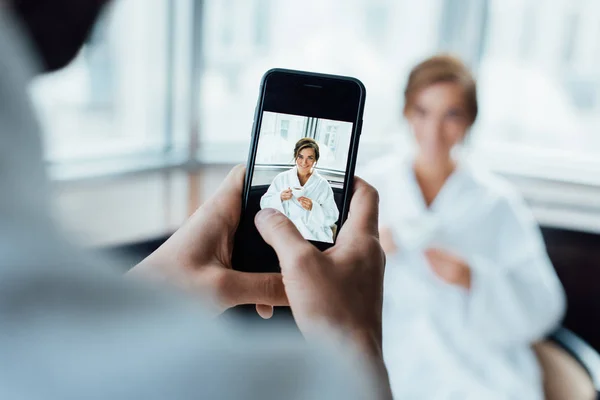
<box><xmin>255</xmin><ymin>112</ymin><xmax>351</xmax><ymax>171</ymax></box>
<box><xmin>30</xmin><ymin>0</ymin><xmax>171</xmax><ymax>163</ymax></box>
<box><xmin>474</xmin><ymin>0</ymin><xmax>600</xmax><ymax>158</ymax></box>
<box><xmin>199</xmin><ymin>0</ymin><xmax>446</xmax><ymax>161</ymax></box>
<box><xmin>199</xmin><ymin>0</ymin><xmax>600</xmax><ymax>182</ymax></box>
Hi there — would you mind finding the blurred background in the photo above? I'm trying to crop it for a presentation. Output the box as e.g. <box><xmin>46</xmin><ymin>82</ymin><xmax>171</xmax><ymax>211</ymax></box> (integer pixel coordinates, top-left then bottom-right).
<box><xmin>31</xmin><ymin>0</ymin><xmax>600</xmax><ymax>356</ymax></box>
<box><xmin>36</xmin><ymin>0</ymin><xmax>600</xmax><ymax>176</ymax></box>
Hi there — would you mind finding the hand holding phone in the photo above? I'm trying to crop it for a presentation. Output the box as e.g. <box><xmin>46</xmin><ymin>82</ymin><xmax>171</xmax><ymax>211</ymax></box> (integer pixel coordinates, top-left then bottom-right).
<box><xmin>254</xmin><ymin>180</ymin><xmax>392</xmax><ymax>399</ymax></box>
<box><xmin>233</xmin><ymin>68</ymin><xmax>366</xmax><ymax>274</ymax></box>
<box><xmin>254</xmin><ymin>177</ymin><xmax>384</xmax><ymax>340</ymax></box>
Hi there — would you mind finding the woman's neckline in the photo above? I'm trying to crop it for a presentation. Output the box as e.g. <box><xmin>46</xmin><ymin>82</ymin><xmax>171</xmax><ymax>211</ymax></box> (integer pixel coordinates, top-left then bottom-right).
<box><xmin>296</xmin><ymin>167</ymin><xmax>313</xmax><ymax>187</ymax></box>
<box><xmin>411</xmin><ymin>158</ymin><xmax>461</xmax><ymax>209</ymax></box>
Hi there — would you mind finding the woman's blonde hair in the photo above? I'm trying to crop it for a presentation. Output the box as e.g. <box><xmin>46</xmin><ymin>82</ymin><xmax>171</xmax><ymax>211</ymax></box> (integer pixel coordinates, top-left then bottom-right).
<box><xmin>404</xmin><ymin>54</ymin><xmax>478</xmax><ymax>124</ymax></box>
<box><xmin>294</xmin><ymin>138</ymin><xmax>320</xmax><ymax>162</ymax></box>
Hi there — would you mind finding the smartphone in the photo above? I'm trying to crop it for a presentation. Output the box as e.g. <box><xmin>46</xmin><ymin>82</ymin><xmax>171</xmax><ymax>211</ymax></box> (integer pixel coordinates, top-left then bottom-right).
<box><xmin>232</xmin><ymin>68</ymin><xmax>366</xmax><ymax>274</ymax></box>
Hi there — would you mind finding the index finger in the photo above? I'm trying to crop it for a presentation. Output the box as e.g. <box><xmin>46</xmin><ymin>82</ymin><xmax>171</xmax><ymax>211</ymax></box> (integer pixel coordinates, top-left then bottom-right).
<box><xmin>203</xmin><ymin>164</ymin><xmax>245</xmax><ymax>209</ymax></box>
<box><xmin>339</xmin><ymin>176</ymin><xmax>380</xmax><ymax>237</ymax></box>
<box><xmin>255</xmin><ymin>208</ymin><xmax>315</xmax><ymax>267</ymax></box>
<box><xmin>190</xmin><ymin>164</ymin><xmax>245</xmax><ymax>229</ymax></box>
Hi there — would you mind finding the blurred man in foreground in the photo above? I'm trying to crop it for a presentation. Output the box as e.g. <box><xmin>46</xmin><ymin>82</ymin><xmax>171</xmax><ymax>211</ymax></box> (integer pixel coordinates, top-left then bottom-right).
<box><xmin>0</xmin><ymin>1</ymin><xmax>391</xmax><ymax>398</ymax></box>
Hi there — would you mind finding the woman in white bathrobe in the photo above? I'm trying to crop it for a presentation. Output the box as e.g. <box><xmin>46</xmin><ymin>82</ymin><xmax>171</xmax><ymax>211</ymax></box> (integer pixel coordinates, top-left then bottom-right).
<box><xmin>363</xmin><ymin>55</ymin><xmax>566</xmax><ymax>399</ymax></box>
<box><xmin>260</xmin><ymin>138</ymin><xmax>340</xmax><ymax>243</ymax></box>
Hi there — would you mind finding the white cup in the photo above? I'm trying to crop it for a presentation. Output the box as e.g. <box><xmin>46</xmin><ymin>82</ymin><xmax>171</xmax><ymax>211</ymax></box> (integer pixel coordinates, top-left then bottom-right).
<box><xmin>291</xmin><ymin>187</ymin><xmax>304</xmax><ymax>197</ymax></box>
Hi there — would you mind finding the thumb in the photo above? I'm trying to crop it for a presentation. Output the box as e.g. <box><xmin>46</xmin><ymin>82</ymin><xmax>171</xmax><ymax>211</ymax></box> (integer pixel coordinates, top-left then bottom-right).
<box><xmin>255</xmin><ymin>208</ymin><xmax>313</xmax><ymax>266</ymax></box>
<box><xmin>218</xmin><ymin>270</ymin><xmax>288</xmax><ymax>307</ymax></box>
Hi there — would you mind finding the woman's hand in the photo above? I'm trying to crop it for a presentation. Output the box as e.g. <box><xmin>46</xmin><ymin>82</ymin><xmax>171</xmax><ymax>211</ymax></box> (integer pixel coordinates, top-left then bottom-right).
<box><xmin>298</xmin><ymin>196</ymin><xmax>313</xmax><ymax>211</ymax></box>
<box><xmin>281</xmin><ymin>188</ymin><xmax>293</xmax><ymax>201</ymax></box>
<box><xmin>425</xmin><ymin>248</ymin><xmax>471</xmax><ymax>290</ymax></box>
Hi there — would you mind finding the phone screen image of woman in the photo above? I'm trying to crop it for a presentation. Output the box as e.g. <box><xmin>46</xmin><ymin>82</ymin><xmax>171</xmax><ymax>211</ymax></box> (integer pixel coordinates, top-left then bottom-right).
<box><xmin>249</xmin><ymin>111</ymin><xmax>352</xmax><ymax>244</ymax></box>
<box><xmin>232</xmin><ymin>69</ymin><xmax>365</xmax><ymax>275</ymax></box>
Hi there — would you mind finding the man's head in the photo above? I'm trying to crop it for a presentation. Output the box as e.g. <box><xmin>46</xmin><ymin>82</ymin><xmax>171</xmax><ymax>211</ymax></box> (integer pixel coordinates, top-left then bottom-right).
<box><xmin>8</xmin><ymin>0</ymin><xmax>110</xmax><ymax>72</ymax></box>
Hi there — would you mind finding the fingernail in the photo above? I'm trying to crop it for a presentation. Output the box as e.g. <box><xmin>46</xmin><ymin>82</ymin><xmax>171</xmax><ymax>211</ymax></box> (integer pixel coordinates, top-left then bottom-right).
<box><xmin>255</xmin><ymin>208</ymin><xmax>278</xmax><ymax>227</ymax></box>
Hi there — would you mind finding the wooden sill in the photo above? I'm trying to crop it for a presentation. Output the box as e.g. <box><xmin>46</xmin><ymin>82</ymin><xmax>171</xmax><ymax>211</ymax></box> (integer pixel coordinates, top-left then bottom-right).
<box><xmin>51</xmin><ymin>165</ymin><xmax>235</xmax><ymax>247</ymax></box>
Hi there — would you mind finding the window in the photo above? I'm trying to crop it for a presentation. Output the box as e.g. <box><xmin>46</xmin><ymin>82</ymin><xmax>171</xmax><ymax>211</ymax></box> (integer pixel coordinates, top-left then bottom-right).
<box><xmin>562</xmin><ymin>11</ymin><xmax>580</xmax><ymax>64</ymax></box>
<box><xmin>198</xmin><ymin>0</ymin><xmax>600</xmax><ymax>185</ymax></box>
<box><xmin>33</xmin><ymin>0</ymin><xmax>600</xmax><ymax>186</ymax></box>
<box><xmin>255</xmin><ymin>112</ymin><xmax>306</xmax><ymax>164</ymax></box>
<box><xmin>467</xmin><ymin>0</ymin><xmax>600</xmax><ymax>183</ymax></box>
<box><xmin>220</xmin><ymin>0</ymin><xmax>235</xmax><ymax>47</ymax></box>
<box><xmin>254</xmin><ymin>0</ymin><xmax>271</xmax><ymax>49</ymax></box>
<box><xmin>30</xmin><ymin>0</ymin><xmax>189</xmax><ymax>171</ymax></box>
<box><xmin>199</xmin><ymin>0</ymin><xmax>442</xmax><ymax>163</ymax></box>
<box><xmin>321</xmin><ymin>125</ymin><xmax>338</xmax><ymax>150</ymax></box>
<box><xmin>254</xmin><ymin>112</ymin><xmax>351</xmax><ymax>172</ymax></box>
<box><xmin>365</xmin><ymin>2</ymin><xmax>389</xmax><ymax>44</ymax></box>
<box><xmin>279</xmin><ymin>119</ymin><xmax>289</xmax><ymax>140</ymax></box>
<box><xmin>316</xmin><ymin>122</ymin><xmax>351</xmax><ymax>171</ymax></box>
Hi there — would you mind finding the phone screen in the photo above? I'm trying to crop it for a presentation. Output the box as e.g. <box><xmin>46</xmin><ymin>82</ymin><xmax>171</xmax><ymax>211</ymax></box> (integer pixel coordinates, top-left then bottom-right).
<box><xmin>250</xmin><ymin>111</ymin><xmax>353</xmax><ymax>244</ymax></box>
<box><xmin>233</xmin><ymin>69</ymin><xmax>365</xmax><ymax>273</ymax></box>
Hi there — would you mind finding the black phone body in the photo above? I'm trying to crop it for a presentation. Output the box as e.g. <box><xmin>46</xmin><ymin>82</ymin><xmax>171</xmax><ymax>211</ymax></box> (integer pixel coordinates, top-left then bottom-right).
<box><xmin>232</xmin><ymin>68</ymin><xmax>366</xmax><ymax>273</ymax></box>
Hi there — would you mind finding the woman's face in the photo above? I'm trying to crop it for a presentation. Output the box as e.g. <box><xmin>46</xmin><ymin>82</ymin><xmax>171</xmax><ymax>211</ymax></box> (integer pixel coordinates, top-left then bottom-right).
<box><xmin>296</xmin><ymin>147</ymin><xmax>316</xmax><ymax>173</ymax></box>
<box><xmin>405</xmin><ymin>82</ymin><xmax>471</xmax><ymax>163</ymax></box>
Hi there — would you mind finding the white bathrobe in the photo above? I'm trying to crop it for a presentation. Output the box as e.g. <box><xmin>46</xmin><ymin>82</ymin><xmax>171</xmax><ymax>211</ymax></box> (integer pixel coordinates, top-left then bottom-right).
<box><xmin>260</xmin><ymin>167</ymin><xmax>340</xmax><ymax>243</ymax></box>
<box><xmin>362</xmin><ymin>155</ymin><xmax>565</xmax><ymax>400</ymax></box>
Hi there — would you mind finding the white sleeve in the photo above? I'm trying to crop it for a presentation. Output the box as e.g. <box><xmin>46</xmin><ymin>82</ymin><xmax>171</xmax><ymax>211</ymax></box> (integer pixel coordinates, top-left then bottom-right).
<box><xmin>260</xmin><ymin>173</ymin><xmax>286</xmax><ymax>213</ymax></box>
<box><xmin>308</xmin><ymin>181</ymin><xmax>340</xmax><ymax>228</ymax></box>
<box><xmin>463</xmin><ymin>197</ymin><xmax>566</xmax><ymax>345</ymax></box>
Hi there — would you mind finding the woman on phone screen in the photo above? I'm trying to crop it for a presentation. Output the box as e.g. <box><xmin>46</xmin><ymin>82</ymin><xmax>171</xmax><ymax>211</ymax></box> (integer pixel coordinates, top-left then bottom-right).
<box><xmin>261</xmin><ymin>138</ymin><xmax>339</xmax><ymax>243</ymax></box>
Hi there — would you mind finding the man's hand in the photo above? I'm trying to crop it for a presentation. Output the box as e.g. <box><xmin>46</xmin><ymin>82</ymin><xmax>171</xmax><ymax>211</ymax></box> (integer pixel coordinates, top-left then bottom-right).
<box><xmin>255</xmin><ymin>178</ymin><xmax>385</xmax><ymax>353</ymax></box>
<box><xmin>127</xmin><ymin>165</ymin><xmax>288</xmax><ymax>315</ymax></box>
<box><xmin>425</xmin><ymin>248</ymin><xmax>471</xmax><ymax>290</ymax></box>
<box><xmin>255</xmin><ymin>178</ymin><xmax>391</xmax><ymax>399</ymax></box>
<box><xmin>297</xmin><ymin>196</ymin><xmax>313</xmax><ymax>211</ymax></box>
